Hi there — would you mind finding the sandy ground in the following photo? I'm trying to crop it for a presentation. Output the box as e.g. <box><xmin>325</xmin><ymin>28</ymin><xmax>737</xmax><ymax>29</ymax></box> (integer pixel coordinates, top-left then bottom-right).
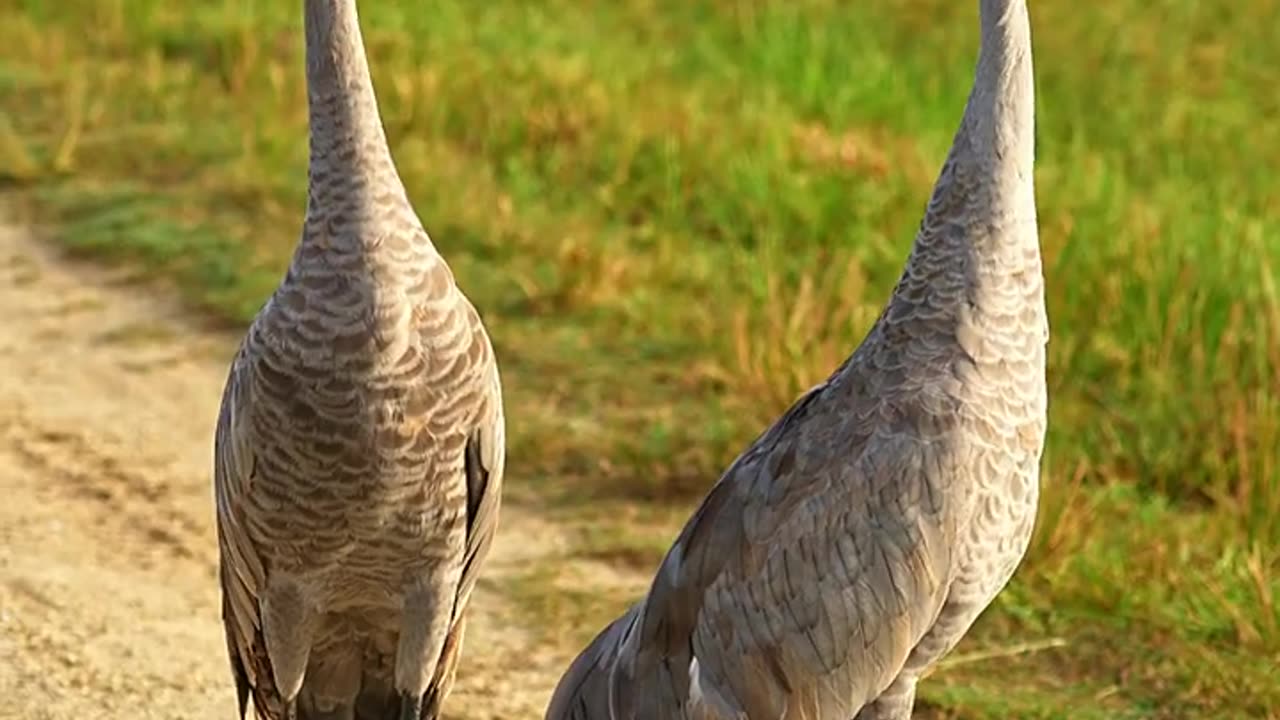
<box><xmin>0</xmin><ymin>221</ymin><xmax>595</xmax><ymax>719</ymax></box>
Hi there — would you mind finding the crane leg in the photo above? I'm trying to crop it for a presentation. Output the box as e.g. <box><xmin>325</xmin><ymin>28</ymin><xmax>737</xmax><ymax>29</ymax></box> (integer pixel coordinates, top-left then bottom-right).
<box><xmin>398</xmin><ymin>691</ymin><xmax>423</xmax><ymax>720</ymax></box>
<box><xmin>852</xmin><ymin>675</ymin><xmax>916</xmax><ymax>720</ymax></box>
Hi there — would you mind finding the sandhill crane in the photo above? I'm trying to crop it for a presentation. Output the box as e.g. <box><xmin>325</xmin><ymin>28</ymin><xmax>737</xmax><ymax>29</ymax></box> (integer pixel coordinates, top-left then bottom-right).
<box><xmin>544</xmin><ymin>0</ymin><xmax>1047</xmax><ymax>717</ymax></box>
<box><xmin>212</xmin><ymin>1</ymin><xmax>505</xmax><ymax>718</ymax></box>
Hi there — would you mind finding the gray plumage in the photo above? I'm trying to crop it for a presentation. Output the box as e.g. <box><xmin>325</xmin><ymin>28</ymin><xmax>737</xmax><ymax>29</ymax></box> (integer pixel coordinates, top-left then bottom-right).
<box><xmin>213</xmin><ymin>2</ymin><xmax>504</xmax><ymax>719</ymax></box>
<box><xmin>544</xmin><ymin>1</ymin><xmax>1046</xmax><ymax>718</ymax></box>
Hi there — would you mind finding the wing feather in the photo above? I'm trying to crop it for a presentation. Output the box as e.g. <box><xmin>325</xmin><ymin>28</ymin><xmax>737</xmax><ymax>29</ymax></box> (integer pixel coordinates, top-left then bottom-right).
<box><xmin>422</xmin><ymin>314</ymin><xmax>506</xmax><ymax>717</ymax></box>
<box><xmin>456</xmin><ymin>363</ymin><xmax>504</xmax><ymax>614</ymax></box>
<box><xmin>606</xmin><ymin>380</ymin><xmax>956</xmax><ymax>719</ymax></box>
<box><xmin>214</xmin><ymin>349</ymin><xmax>283</xmax><ymax>720</ymax></box>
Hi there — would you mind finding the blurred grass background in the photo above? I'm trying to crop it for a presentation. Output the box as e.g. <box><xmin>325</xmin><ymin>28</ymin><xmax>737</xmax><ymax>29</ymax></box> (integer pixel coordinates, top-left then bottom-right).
<box><xmin>1</xmin><ymin>0</ymin><xmax>1277</xmax><ymax>717</ymax></box>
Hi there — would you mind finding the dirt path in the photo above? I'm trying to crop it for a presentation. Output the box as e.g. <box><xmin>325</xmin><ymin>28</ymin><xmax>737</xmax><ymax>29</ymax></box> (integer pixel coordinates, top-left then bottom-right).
<box><xmin>0</xmin><ymin>222</ymin><xmax>587</xmax><ymax>719</ymax></box>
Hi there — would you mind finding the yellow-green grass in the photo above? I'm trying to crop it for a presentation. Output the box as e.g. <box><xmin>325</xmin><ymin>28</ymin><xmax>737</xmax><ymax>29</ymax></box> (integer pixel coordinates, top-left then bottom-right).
<box><xmin>1</xmin><ymin>0</ymin><xmax>1276</xmax><ymax>716</ymax></box>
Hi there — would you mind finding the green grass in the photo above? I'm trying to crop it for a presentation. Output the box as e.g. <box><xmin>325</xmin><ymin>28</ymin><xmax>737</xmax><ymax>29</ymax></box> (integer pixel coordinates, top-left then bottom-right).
<box><xmin>2</xmin><ymin>0</ymin><xmax>1277</xmax><ymax>716</ymax></box>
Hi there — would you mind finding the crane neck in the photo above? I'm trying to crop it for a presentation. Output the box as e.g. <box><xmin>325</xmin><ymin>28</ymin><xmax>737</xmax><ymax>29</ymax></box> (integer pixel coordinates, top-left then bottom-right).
<box><xmin>911</xmin><ymin>0</ymin><xmax>1038</xmax><ymax>263</ymax></box>
<box><xmin>970</xmin><ymin>0</ymin><xmax>1036</xmax><ymax>199</ymax></box>
<box><xmin>302</xmin><ymin>0</ymin><xmax>409</xmax><ymax>227</ymax></box>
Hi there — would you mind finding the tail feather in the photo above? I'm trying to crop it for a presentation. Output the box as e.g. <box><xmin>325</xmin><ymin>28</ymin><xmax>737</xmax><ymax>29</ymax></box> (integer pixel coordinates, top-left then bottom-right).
<box><xmin>422</xmin><ymin>616</ymin><xmax>467</xmax><ymax>719</ymax></box>
<box><xmin>254</xmin><ymin>617</ymin><xmax>467</xmax><ymax>720</ymax></box>
<box><xmin>544</xmin><ymin>606</ymin><xmax>641</xmax><ymax>720</ymax></box>
<box><xmin>351</xmin><ymin>670</ymin><xmax>396</xmax><ymax>720</ymax></box>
